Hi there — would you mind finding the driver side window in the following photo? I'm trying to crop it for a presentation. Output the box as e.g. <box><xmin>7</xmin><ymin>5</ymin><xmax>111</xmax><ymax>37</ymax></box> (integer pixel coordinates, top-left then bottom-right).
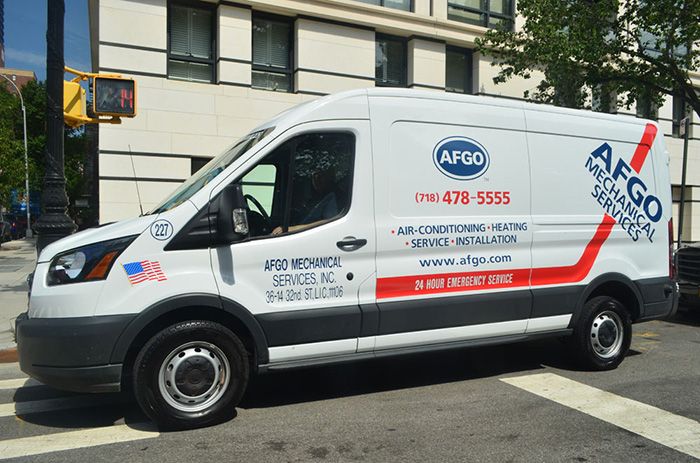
<box><xmin>241</xmin><ymin>164</ymin><xmax>277</xmax><ymax>218</ymax></box>
<box><xmin>240</xmin><ymin>132</ymin><xmax>355</xmax><ymax>239</ymax></box>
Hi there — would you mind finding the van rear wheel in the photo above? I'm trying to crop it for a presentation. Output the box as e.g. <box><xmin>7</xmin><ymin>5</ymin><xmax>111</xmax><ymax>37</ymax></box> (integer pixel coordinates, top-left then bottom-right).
<box><xmin>571</xmin><ymin>296</ymin><xmax>631</xmax><ymax>370</ymax></box>
<box><xmin>133</xmin><ymin>320</ymin><xmax>249</xmax><ymax>430</ymax></box>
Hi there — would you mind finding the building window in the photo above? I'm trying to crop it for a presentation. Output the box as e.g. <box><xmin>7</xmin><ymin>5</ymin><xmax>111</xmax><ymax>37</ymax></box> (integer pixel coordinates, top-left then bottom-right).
<box><xmin>375</xmin><ymin>34</ymin><xmax>407</xmax><ymax>87</ymax></box>
<box><xmin>191</xmin><ymin>157</ymin><xmax>210</xmax><ymax>175</ymax></box>
<box><xmin>168</xmin><ymin>3</ymin><xmax>215</xmax><ymax>83</ymax></box>
<box><xmin>252</xmin><ymin>15</ymin><xmax>293</xmax><ymax>93</ymax></box>
<box><xmin>636</xmin><ymin>91</ymin><xmax>658</xmax><ymax>120</ymax></box>
<box><xmin>445</xmin><ymin>46</ymin><xmax>473</xmax><ymax>94</ymax></box>
<box><xmin>672</xmin><ymin>185</ymin><xmax>693</xmax><ymax>243</ymax></box>
<box><xmin>672</xmin><ymin>95</ymin><xmax>692</xmax><ymax>138</ymax></box>
<box><xmin>355</xmin><ymin>0</ymin><xmax>412</xmax><ymax>11</ymax></box>
<box><xmin>448</xmin><ymin>0</ymin><xmax>514</xmax><ymax>30</ymax></box>
<box><xmin>592</xmin><ymin>84</ymin><xmax>617</xmax><ymax>114</ymax></box>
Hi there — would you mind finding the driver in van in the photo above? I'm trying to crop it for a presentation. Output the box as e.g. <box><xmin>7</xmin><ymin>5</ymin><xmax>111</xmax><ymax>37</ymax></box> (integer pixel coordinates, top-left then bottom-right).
<box><xmin>272</xmin><ymin>166</ymin><xmax>338</xmax><ymax>235</ymax></box>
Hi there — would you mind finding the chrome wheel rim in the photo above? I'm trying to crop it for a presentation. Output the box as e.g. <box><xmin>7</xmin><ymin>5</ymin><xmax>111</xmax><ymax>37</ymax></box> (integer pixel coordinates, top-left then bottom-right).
<box><xmin>590</xmin><ymin>310</ymin><xmax>624</xmax><ymax>359</ymax></box>
<box><xmin>158</xmin><ymin>341</ymin><xmax>230</xmax><ymax>412</ymax></box>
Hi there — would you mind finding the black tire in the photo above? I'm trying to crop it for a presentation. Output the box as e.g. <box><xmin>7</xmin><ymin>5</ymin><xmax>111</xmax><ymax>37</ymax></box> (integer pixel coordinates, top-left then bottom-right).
<box><xmin>133</xmin><ymin>320</ymin><xmax>249</xmax><ymax>430</ymax></box>
<box><xmin>570</xmin><ymin>296</ymin><xmax>632</xmax><ymax>370</ymax></box>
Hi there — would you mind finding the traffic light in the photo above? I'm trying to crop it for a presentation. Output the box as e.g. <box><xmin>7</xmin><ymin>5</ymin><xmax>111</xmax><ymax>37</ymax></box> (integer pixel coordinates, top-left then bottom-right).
<box><xmin>63</xmin><ymin>81</ymin><xmax>86</xmax><ymax>120</ymax></box>
<box><xmin>93</xmin><ymin>76</ymin><xmax>136</xmax><ymax>117</ymax></box>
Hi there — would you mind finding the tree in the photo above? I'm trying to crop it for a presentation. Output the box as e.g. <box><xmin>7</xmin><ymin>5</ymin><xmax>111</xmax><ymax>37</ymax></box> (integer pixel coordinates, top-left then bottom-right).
<box><xmin>476</xmin><ymin>0</ymin><xmax>700</xmax><ymax>115</ymax></box>
<box><xmin>0</xmin><ymin>81</ymin><xmax>92</xmax><ymax>224</ymax></box>
<box><xmin>0</xmin><ymin>86</ymin><xmax>31</xmax><ymax>211</ymax></box>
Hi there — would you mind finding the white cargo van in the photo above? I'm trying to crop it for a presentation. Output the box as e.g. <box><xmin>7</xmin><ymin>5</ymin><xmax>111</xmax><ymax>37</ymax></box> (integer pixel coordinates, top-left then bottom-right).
<box><xmin>16</xmin><ymin>89</ymin><xmax>678</xmax><ymax>429</ymax></box>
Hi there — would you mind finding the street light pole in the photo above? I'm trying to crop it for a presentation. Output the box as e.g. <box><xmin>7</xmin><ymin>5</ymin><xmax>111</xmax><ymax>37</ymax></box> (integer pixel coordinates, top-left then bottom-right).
<box><xmin>35</xmin><ymin>0</ymin><xmax>76</xmax><ymax>254</ymax></box>
<box><xmin>0</xmin><ymin>74</ymin><xmax>32</xmax><ymax>238</ymax></box>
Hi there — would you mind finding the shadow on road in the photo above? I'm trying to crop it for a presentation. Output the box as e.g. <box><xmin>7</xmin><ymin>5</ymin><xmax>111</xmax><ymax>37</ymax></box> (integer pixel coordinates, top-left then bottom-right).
<box><xmin>669</xmin><ymin>306</ymin><xmax>700</xmax><ymax>327</ymax></box>
<box><xmin>10</xmin><ymin>390</ymin><xmax>150</xmax><ymax>430</ymax></box>
<box><xmin>14</xmin><ymin>332</ymin><xmax>650</xmax><ymax>430</ymax></box>
<box><xmin>12</xmin><ymin>337</ymin><xmax>579</xmax><ymax>430</ymax></box>
<box><xmin>241</xmin><ymin>337</ymin><xmax>577</xmax><ymax>409</ymax></box>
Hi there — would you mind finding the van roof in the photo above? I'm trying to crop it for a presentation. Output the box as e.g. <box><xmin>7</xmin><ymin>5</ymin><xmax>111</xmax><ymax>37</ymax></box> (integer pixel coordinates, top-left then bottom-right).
<box><xmin>255</xmin><ymin>88</ymin><xmax>656</xmax><ymax>133</ymax></box>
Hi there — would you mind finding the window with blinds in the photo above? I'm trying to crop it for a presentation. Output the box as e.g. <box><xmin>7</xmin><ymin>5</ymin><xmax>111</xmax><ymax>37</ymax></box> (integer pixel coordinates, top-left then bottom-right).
<box><xmin>445</xmin><ymin>46</ymin><xmax>473</xmax><ymax>94</ymax></box>
<box><xmin>168</xmin><ymin>4</ymin><xmax>214</xmax><ymax>83</ymax></box>
<box><xmin>354</xmin><ymin>0</ymin><xmax>412</xmax><ymax>11</ymax></box>
<box><xmin>447</xmin><ymin>0</ymin><xmax>514</xmax><ymax>30</ymax></box>
<box><xmin>252</xmin><ymin>15</ymin><xmax>293</xmax><ymax>92</ymax></box>
<box><xmin>375</xmin><ymin>34</ymin><xmax>407</xmax><ymax>87</ymax></box>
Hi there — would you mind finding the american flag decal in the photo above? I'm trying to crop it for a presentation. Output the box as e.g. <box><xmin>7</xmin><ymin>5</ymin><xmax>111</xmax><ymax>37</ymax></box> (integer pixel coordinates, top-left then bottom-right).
<box><xmin>123</xmin><ymin>260</ymin><xmax>167</xmax><ymax>285</ymax></box>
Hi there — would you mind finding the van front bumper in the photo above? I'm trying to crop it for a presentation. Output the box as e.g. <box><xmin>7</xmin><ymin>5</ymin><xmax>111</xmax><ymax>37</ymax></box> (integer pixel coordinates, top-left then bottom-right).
<box><xmin>15</xmin><ymin>312</ymin><xmax>135</xmax><ymax>393</ymax></box>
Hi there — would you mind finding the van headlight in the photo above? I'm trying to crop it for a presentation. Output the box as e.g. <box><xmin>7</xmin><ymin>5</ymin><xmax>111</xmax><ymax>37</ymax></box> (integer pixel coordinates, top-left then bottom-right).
<box><xmin>47</xmin><ymin>236</ymin><xmax>137</xmax><ymax>286</ymax></box>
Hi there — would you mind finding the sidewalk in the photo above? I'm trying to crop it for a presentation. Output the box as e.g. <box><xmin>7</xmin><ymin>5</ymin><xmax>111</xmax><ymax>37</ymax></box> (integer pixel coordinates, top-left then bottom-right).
<box><xmin>0</xmin><ymin>238</ymin><xmax>36</xmax><ymax>351</ymax></box>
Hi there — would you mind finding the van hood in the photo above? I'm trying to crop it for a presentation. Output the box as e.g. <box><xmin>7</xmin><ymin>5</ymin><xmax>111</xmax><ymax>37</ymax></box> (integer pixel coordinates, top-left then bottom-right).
<box><xmin>37</xmin><ymin>214</ymin><xmax>157</xmax><ymax>263</ymax></box>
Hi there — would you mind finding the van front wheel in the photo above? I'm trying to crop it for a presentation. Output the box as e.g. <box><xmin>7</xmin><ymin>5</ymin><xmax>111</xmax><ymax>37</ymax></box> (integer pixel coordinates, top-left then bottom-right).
<box><xmin>571</xmin><ymin>296</ymin><xmax>631</xmax><ymax>370</ymax></box>
<box><xmin>133</xmin><ymin>320</ymin><xmax>249</xmax><ymax>430</ymax></box>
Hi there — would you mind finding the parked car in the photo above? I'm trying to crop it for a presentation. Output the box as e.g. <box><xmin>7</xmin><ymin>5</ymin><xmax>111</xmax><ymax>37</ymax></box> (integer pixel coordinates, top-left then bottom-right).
<box><xmin>676</xmin><ymin>244</ymin><xmax>700</xmax><ymax>309</ymax></box>
<box><xmin>0</xmin><ymin>215</ymin><xmax>12</xmax><ymax>243</ymax></box>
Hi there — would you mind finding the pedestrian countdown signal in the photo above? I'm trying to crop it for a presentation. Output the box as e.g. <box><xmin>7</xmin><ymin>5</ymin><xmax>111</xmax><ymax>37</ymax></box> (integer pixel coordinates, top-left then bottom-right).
<box><xmin>94</xmin><ymin>77</ymin><xmax>136</xmax><ymax>117</ymax></box>
<box><xmin>63</xmin><ymin>66</ymin><xmax>137</xmax><ymax>128</ymax></box>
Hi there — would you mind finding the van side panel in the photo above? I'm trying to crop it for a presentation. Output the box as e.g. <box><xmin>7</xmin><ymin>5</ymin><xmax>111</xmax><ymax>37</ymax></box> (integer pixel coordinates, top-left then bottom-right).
<box><xmin>369</xmin><ymin>96</ymin><xmax>535</xmax><ymax>349</ymax></box>
<box><xmin>650</xmin><ymin>135</ymin><xmax>673</xmax><ymax>223</ymax></box>
<box><xmin>525</xmin><ymin>110</ymin><xmax>668</xmax><ymax>319</ymax></box>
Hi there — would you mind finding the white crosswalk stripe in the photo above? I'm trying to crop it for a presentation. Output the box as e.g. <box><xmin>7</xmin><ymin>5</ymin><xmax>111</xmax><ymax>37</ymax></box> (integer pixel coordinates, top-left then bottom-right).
<box><xmin>0</xmin><ymin>362</ymin><xmax>23</xmax><ymax>374</ymax></box>
<box><xmin>0</xmin><ymin>424</ymin><xmax>160</xmax><ymax>461</ymax></box>
<box><xmin>0</xmin><ymin>378</ymin><xmax>41</xmax><ymax>390</ymax></box>
<box><xmin>501</xmin><ymin>373</ymin><xmax>700</xmax><ymax>461</ymax></box>
<box><xmin>0</xmin><ymin>364</ymin><xmax>159</xmax><ymax>459</ymax></box>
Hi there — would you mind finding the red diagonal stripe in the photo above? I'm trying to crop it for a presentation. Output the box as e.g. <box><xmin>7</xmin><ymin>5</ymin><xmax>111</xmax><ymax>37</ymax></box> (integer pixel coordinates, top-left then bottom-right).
<box><xmin>376</xmin><ymin>123</ymin><xmax>658</xmax><ymax>300</ymax></box>
<box><xmin>629</xmin><ymin>123</ymin><xmax>657</xmax><ymax>173</ymax></box>
<box><xmin>530</xmin><ymin>214</ymin><xmax>616</xmax><ymax>286</ymax></box>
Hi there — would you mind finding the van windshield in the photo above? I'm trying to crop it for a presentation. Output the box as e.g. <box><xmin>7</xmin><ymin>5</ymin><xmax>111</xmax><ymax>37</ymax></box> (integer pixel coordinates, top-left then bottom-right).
<box><xmin>149</xmin><ymin>127</ymin><xmax>274</xmax><ymax>214</ymax></box>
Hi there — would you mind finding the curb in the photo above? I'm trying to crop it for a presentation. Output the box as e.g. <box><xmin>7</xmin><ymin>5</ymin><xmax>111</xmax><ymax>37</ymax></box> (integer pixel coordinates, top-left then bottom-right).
<box><xmin>0</xmin><ymin>345</ymin><xmax>18</xmax><ymax>364</ymax></box>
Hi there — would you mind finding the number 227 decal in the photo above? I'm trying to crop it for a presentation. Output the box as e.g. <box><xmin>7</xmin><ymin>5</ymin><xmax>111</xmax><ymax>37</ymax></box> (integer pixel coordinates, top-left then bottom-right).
<box><xmin>150</xmin><ymin>219</ymin><xmax>173</xmax><ymax>241</ymax></box>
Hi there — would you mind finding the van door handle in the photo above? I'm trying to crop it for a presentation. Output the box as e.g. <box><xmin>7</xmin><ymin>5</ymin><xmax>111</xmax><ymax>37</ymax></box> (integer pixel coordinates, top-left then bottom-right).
<box><xmin>336</xmin><ymin>237</ymin><xmax>367</xmax><ymax>252</ymax></box>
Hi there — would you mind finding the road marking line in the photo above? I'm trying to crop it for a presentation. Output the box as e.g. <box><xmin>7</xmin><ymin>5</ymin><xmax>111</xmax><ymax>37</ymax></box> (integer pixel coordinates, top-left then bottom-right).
<box><xmin>0</xmin><ymin>424</ymin><xmax>159</xmax><ymax>460</ymax></box>
<box><xmin>0</xmin><ymin>362</ymin><xmax>21</xmax><ymax>372</ymax></box>
<box><xmin>0</xmin><ymin>394</ymin><xmax>127</xmax><ymax>418</ymax></box>
<box><xmin>0</xmin><ymin>378</ymin><xmax>41</xmax><ymax>390</ymax></box>
<box><xmin>501</xmin><ymin>373</ymin><xmax>700</xmax><ymax>460</ymax></box>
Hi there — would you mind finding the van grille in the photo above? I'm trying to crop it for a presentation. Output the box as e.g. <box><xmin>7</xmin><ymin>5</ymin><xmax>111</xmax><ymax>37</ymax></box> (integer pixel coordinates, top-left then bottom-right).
<box><xmin>677</xmin><ymin>246</ymin><xmax>700</xmax><ymax>284</ymax></box>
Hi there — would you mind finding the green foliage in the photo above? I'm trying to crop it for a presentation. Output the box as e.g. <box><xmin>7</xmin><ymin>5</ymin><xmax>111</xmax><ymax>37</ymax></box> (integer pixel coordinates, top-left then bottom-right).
<box><xmin>476</xmin><ymin>0</ymin><xmax>700</xmax><ymax>115</ymax></box>
<box><xmin>0</xmin><ymin>81</ymin><xmax>91</xmax><ymax>221</ymax></box>
<box><xmin>0</xmin><ymin>86</ymin><xmax>29</xmax><ymax>210</ymax></box>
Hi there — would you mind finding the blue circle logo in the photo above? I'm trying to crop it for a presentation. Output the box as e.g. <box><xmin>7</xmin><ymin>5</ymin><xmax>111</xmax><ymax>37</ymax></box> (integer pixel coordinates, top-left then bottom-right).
<box><xmin>433</xmin><ymin>136</ymin><xmax>490</xmax><ymax>180</ymax></box>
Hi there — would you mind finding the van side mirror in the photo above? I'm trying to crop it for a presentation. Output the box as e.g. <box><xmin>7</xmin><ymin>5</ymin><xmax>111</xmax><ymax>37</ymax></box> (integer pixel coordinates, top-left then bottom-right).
<box><xmin>164</xmin><ymin>183</ymin><xmax>249</xmax><ymax>251</ymax></box>
<box><xmin>214</xmin><ymin>183</ymin><xmax>249</xmax><ymax>243</ymax></box>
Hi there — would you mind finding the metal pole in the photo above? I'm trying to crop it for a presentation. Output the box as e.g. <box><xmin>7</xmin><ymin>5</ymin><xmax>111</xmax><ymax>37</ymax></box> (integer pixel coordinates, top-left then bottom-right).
<box><xmin>677</xmin><ymin>116</ymin><xmax>690</xmax><ymax>247</ymax></box>
<box><xmin>0</xmin><ymin>74</ymin><xmax>31</xmax><ymax>238</ymax></box>
<box><xmin>35</xmin><ymin>0</ymin><xmax>76</xmax><ymax>254</ymax></box>
<box><xmin>21</xmin><ymin>102</ymin><xmax>30</xmax><ymax>238</ymax></box>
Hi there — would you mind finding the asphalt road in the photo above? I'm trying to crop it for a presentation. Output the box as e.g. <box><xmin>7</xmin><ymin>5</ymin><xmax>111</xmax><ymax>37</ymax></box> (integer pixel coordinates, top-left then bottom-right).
<box><xmin>0</xmin><ymin>308</ymin><xmax>699</xmax><ymax>463</ymax></box>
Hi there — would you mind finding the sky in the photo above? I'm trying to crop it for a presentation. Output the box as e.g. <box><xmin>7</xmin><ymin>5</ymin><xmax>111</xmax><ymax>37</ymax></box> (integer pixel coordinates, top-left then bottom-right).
<box><xmin>4</xmin><ymin>0</ymin><xmax>91</xmax><ymax>81</ymax></box>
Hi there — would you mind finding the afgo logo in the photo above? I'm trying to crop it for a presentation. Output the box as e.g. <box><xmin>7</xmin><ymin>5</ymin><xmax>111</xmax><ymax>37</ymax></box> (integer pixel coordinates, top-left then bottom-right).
<box><xmin>433</xmin><ymin>136</ymin><xmax>490</xmax><ymax>180</ymax></box>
